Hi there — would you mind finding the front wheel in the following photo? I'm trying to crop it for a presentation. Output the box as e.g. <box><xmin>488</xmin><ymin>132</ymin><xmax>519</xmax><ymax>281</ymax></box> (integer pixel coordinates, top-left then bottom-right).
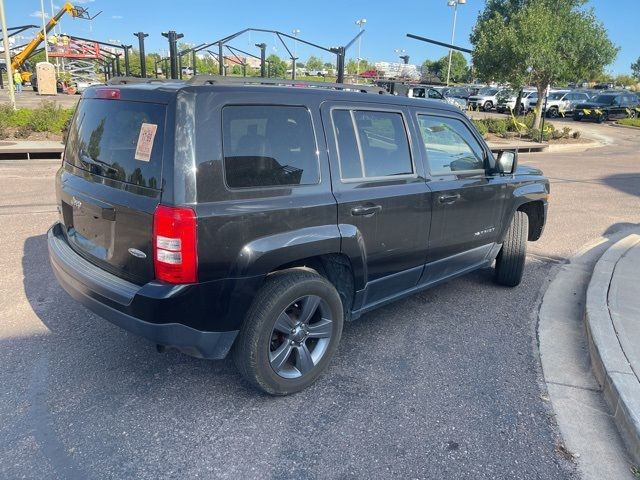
<box><xmin>483</xmin><ymin>101</ymin><xmax>493</xmax><ymax>111</ymax></box>
<box><xmin>494</xmin><ymin>211</ymin><xmax>528</xmax><ymax>287</ymax></box>
<box><xmin>233</xmin><ymin>270</ymin><xmax>344</xmax><ymax>395</ymax></box>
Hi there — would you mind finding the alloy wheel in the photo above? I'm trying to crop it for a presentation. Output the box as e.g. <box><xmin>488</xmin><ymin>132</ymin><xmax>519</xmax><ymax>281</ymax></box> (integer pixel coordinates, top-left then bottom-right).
<box><xmin>268</xmin><ymin>295</ymin><xmax>333</xmax><ymax>379</ymax></box>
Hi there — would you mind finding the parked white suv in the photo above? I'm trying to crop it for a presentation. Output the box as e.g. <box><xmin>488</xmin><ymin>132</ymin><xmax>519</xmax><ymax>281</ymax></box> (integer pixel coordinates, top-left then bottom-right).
<box><xmin>496</xmin><ymin>89</ymin><xmax>537</xmax><ymax>114</ymax></box>
<box><xmin>468</xmin><ymin>87</ymin><xmax>503</xmax><ymax>111</ymax></box>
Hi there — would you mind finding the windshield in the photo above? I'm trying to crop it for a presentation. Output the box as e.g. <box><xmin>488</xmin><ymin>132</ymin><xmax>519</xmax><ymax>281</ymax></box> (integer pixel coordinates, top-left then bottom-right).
<box><xmin>478</xmin><ymin>87</ymin><xmax>498</xmax><ymax>96</ymax></box>
<box><xmin>497</xmin><ymin>90</ymin><xmax>516</xmax><ymax>101</ymax></box>
<box><xmin>592</xmin><ymin>95</ymin><xmax>617</xmax><ymax>105</ymax></box>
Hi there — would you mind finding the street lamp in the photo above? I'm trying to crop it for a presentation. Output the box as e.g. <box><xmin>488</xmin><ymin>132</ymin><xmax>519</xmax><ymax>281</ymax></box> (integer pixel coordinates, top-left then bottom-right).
<box><xmin>292</xmin><ymin>28</ymin><xmax>300</xmax><ymax>79</ymax></box>
<box><xmin>355</xmin><ymin>18</ymin><xmax>366</xmax><ymax>75</ymax></box>
<box><xmin>446</xmin><ymin>0</ymin><xmax>466</xmax><ymax>86</ymax></box>
<box><xmin>292</xmin><ymin>29</ymin><xmax>300</xmax><ymax>58</ymax></box>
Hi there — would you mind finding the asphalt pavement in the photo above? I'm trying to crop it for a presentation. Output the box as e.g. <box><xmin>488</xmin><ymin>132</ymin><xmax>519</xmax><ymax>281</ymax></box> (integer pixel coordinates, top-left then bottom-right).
<box><xmin>1</xmin><ymin>121</ymin><xmax>638</xmax><ymax>479</ymax></box>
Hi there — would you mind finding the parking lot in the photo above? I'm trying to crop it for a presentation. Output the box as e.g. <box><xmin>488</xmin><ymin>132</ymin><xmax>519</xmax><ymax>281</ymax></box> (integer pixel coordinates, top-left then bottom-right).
<box><xmin>0</xmin><ymin>120</ymin><xmax>637</xmax><ymax>479</ymax></box>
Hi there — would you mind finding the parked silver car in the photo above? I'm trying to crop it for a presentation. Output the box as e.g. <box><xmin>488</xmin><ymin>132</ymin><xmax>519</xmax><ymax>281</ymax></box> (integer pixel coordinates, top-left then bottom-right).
<box><xmin>543</xmin><ymin>91</ymin><xmax>592</xmax><ymax>117</ymax></box>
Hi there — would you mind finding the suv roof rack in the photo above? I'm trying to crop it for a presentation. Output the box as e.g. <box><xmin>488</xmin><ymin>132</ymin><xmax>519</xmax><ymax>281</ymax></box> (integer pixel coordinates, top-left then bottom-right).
<box><xmin>106</xmin><ymin>77</ymin><xmax>174</xmax><ymax>85</ymax></box>
<box><xmin>186</xmin><ymin>75</ymin><xmax>387</xmax><ymax>94</ymax></box>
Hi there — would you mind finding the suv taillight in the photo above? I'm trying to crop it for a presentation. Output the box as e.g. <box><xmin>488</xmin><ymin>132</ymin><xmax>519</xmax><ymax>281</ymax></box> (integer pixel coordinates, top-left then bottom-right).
<box><xmin>153</xmin><ymin>205</ymin><xmax>197</xmax><ymax>284</ymax></box>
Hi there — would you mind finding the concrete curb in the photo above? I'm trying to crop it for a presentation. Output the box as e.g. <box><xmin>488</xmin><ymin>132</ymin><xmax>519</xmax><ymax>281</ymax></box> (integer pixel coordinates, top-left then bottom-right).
<box><xmin>0</xmin><ymin>141</ymin><xmax>63</xmax><ymax>161</ymax></box>
<box><xmin>585</xmin><ymin>234</ymin><xmax>640</xmax><ymax>464</ymax></box>
<box><xmin>610</xmin><ymin>123</ymin><xmax>640</xmax><ymax>131</ymax></box>
<box><xmin>546</xmin><ymin>141</ymin><xmax>598</xmax><ymax>153</ymax></box>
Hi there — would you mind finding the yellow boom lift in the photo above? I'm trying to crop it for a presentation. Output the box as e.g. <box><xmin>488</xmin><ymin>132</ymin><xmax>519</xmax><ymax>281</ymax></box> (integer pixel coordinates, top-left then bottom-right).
<box><xmin>11</xmin><ymin>2</ymin><xmax>94</xmax><ymax>82</ymax></box>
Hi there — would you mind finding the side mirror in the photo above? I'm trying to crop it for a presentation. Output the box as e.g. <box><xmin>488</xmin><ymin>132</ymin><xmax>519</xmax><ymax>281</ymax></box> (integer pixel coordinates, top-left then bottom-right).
<box><xmin>496</xmin><ymin>150</ymin><xmax>518</xmax><ymax>174</ymax></box>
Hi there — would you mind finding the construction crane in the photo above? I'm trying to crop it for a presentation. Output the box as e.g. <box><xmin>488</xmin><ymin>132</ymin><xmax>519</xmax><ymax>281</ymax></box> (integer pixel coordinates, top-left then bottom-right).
<box><xmin>10</xmin><ymin>2</ymin><xmax>95</xmax><ymax>82</ymax></box>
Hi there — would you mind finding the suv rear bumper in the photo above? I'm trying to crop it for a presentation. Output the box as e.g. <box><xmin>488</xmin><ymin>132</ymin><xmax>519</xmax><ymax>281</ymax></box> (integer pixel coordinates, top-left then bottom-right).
<box><xmin>48</xmin><ymin>222</ymin><xmax>240</xmax><ymax>359</ymax></box>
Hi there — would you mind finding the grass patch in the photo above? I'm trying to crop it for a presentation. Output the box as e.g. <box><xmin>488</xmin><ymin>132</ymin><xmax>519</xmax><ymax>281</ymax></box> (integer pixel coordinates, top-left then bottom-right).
<box><xmin>618</xmin><ymin>118</ymin><xmax>640</xmax><ymax>128</ymax></box>
<box><xmin>0</xmin><ymin>101</ymin><xmax>75</xmax><ymax>139</ymax></box>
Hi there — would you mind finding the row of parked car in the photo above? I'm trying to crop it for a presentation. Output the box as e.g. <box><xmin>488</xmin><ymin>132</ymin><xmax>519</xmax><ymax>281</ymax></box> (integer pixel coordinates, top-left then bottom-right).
<box><xmin>375</xmin><ymin>81</ymin><xmax>640</xmax><ymax>123</ymax></box>
<box><xmin>443</xmin><ymin>85</ymin><xmax>639</xmax><ymax>123</ymax></box>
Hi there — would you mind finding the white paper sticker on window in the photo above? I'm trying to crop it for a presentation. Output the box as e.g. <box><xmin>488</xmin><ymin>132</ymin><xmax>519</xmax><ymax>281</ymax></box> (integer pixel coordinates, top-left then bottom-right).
<box><xmin>134</xmin><ymin>123</ymin><xmax>158</xmax><ymax>162</ymax></box>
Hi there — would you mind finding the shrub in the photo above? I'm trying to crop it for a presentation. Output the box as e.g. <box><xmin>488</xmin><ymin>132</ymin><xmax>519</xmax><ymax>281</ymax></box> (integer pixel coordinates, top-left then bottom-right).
<box><xmin>562</xmin><ymin>127</ymin><xmax>572</xmax><ymax>139</ymax></box>
<box><xmin>488</xmin><ymin>119</ymin><xmax>505</xmax><ymax>135</ymax></box>
<box><xmin>572</xmin><ymin>130</ymin><xmax>581</xmax><ymax>139</ymax></box>
<box><xmin>8</xmin><ymin>108</ymin><xmax>32</xmax><ymax>127</ymax></box>
<box><xmin>472</xmin><ymin>120</ymin><xmax>489</xmax><ymax>136</ymax></box>
<box><xmin>28</xmin><ymin>101</ymin><xmax>63</xmax><ymax>132</ymax></box>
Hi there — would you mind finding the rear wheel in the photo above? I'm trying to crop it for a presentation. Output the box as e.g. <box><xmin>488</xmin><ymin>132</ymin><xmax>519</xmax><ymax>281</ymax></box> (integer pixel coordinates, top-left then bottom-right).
<box><xmin>547</xmin><ymin>107</ymin><xmax>559</xmax><ymax>118</ymax></box>
<box><xmin>483</xmin><ymin>101</ymin><xmax>493</xmax><ymax>111</ymax></box>
<box><xmin>233</xmin><ymin>270</ymin><xmax>344</xmax><ymax>395</ymax></box>
<box><xmin>494</xmin><ymin>211</ymin><xmax>528</xmax><ymax>287</ymax></box>
<box><xmin>629</xmin><ymin>110</ymin><xmax>637</xmax><ymax>119</ymax></box>
<box><xmin>597</xmin><ymin>112</ymin><xmax>609</xmax><ymax>123</ymax></box>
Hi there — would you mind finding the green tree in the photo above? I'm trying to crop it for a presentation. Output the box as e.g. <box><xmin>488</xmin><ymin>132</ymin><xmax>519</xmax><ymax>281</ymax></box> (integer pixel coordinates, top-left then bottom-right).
<box><xmin>436</xmin><ymin>51</ymin><xmax>468</xmax><ymax>83</ymax></box>
<box><xmin>306</xmin><ymin>56</ymin><xmax>323</xmax><ymax>72</ymax></box>
<box><xmin>632</xmin><ymin>57</ymin><xmax>640</xmax><ymax>81</ymax></box>
<box><xmin>346</xmin><ymin>58</ymin><xmax>372</xmax><ymax>74</ymax></box>
<box><xmin>266</xmin><ymin>54</ymin><xmax>287</xmax><ymax>78</ymax></box>
<box><xmin>615</xmin><ymin>74</ymin><xmax>636</xmax><ymax>87</ymax></box>
<box><xmin>471</xmin><ymin>0</ymin><xmax>618</xmax><ymax>129</ymax></box>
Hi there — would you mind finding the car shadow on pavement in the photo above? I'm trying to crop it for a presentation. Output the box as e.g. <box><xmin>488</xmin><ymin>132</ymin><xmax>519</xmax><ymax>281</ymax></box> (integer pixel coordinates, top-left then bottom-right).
<box><xmin>20</xmin><ymin>233</ymin><xmax>254</xmax><ymax>398</ymax></box>
<box><xmin>601</xmin><ymin>173</ymin><xmax>640</xmax><ymax>198</ymax></box>
<box><xmin>19</xmin><ymin>231</ymin><xmax>500</xmax><ymax>404</ymax></box>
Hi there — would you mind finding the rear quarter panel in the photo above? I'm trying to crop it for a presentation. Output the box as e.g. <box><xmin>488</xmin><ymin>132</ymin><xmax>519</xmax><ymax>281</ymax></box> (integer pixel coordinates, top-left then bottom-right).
<box><xmin>190</xmin><ymin>89</ymin><xmax>339</xmax><ymax>282</ymax></box>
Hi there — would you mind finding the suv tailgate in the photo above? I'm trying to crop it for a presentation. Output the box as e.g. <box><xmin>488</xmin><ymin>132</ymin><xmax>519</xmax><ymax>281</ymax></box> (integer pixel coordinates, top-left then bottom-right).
<box><xmin>58</xmin><ymin>96</ymin><xmax>168</xmax><ymax>284</ymax></box>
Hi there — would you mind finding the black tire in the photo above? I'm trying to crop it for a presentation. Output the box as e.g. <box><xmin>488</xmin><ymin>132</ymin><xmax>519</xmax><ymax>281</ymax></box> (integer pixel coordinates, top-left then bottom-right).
<box><xmin>597</xmin><ymin>112</ymin><xmax>608</xmax><ymax>123</ymax></box>
<box><xmin>494</xmin><ymin>211</ymin><xmax>528</xmax><ymax>287</ymax></box>
<box><xmin>233</xmin><ymin>269</ymin><xmax>344</xmax><ymax>395</ymax></box>
<box><xmin>629</xmin><ymin>110</ymin><xmax>637</xmax><ymax>119</ymax></box>
<box><xmin>547</xmin><ymin>107</ymin><xmax>559</xmax><ymax>118</ymax></box>
<box><xmin>483</xmin><ymin>101</ymin><xmax>493</xmax><ymax>111</ymax></box>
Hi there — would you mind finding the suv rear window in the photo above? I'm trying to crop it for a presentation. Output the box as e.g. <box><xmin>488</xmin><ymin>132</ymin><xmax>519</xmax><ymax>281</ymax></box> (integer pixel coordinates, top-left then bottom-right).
<box><xmin>222</xmin><ymin>105</ymin><xmax>319</xmax><ymax>188</ymax></box>
<box><xmin>65</xmin><ymin>99</ymin><xmax>166</xmax><ymax>189</ymax></box>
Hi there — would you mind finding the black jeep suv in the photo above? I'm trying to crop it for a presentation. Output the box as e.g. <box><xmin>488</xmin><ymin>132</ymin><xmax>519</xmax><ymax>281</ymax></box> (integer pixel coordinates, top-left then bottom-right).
<box><xmin>48</xmin><ymin>77</ymin><xmax>549</xmax><ymax>395</ymax></box>
<box><xmin>573</xmin><ymin>91</ymin><xmax>640</xmax><ymax>123</ymax></box>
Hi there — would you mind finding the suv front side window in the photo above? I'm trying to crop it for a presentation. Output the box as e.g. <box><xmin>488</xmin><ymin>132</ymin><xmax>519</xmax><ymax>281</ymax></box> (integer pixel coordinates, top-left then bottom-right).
<box><xmin>332</xmin><ymin>109</ymin><xmax>414</xmax><ymax>180</ymax></box>
<box><xmin>417</xmin><ymin>115</ymin><xmax>485</xmax><ymax>175</ymax></box>
<box><xmin>222</xmin><ymin>105</ymin><xmax>319</xmax><ymax>188</ymax></box>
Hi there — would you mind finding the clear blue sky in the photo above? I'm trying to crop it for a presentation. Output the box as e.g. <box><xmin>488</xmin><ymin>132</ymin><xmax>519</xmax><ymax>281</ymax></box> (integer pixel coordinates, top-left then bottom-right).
<box><xmin>5</xmin><ymin>0</ymin><xmax>638</xmax><ymax>75</ymax></box>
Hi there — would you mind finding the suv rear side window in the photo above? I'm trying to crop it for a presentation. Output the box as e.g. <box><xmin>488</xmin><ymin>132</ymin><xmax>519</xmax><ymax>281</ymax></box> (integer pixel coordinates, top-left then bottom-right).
<box><xmin>417</xmin><ymin>115</ymin><xmax>485</xmax><ymax>175</ymax></box>
<box><xmin>222</xmin><ymin>105</ymin><xmax>319</xmax><ymax>188</ymax></box>
<box><xmin>332</xmin><ymin>109</ymin><xmax>413</xmax><ymax>179</ymax></box>
<box><xmin>66</xmin><ymin>99</ymin><xmax>165</xmax><ymax>189</ymax></box>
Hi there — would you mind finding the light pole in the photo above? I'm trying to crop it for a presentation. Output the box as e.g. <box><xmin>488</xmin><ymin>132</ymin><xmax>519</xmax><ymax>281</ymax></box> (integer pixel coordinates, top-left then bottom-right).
<box><xmin>40</xmin><ymin>0</ymin><xmax>49</xmax><ymax>62</ymax></box>
<box><xmin>395</xmin><ymin>49</ymin><xmax>406</xmax><ymax>77</ymax></box>
<box><xmin>0</xmin><ymin>0</ymin><xmax>16</xmax><ymax>108</ymax></box>
<box><xmin>446</xmin><ymin>0</ymin><xmax>466</xmax><ymax>86</ymax></box>
<box><xmin>355</xmin><ymin>18</ymin><xmax>366</xmax><ymax>75</ymax></box>
<box><xmin>292</xmin><ymin>28</ymin><xmax>300</xmax><ymax>79</ymax></box>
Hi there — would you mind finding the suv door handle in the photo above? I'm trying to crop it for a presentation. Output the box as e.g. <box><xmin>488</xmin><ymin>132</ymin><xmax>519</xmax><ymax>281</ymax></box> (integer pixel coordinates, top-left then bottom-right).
<box><xmin>351</xmin><ymin>204</ymin><xmax>382</xmax><ymax>216</ymax></box>
<box><xmin>438</xmin><ymin>193</ymin><xmax>461</xmax><ymax>204</ymax></box>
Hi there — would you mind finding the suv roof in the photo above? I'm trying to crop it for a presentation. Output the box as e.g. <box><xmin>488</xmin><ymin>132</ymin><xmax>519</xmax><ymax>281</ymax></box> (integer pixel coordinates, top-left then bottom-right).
<box><xmin>102</xmin><ymin>76</ymin><xmax>461</xmax><ymax>113</ymax></box>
